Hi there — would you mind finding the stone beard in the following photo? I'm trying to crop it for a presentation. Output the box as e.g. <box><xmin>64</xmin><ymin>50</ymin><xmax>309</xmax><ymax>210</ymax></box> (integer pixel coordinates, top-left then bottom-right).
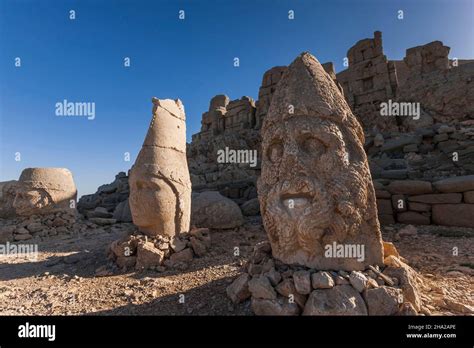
<box><xmin>257</xmin><ymin>53</ymin><xmax>383</xmax><ymax>271</ymax></box>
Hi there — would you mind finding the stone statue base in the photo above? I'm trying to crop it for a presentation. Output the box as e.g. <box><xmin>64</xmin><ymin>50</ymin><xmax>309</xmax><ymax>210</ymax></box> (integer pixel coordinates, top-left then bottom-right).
<box><xmin>109</xmin><ymin>227</ymin><xmax>211</xmax><ymax>271</ymax></box>
<box><xmin>226</xmin><ymin>241</ymin><xmax>423</xmax><ymax>315</ymax></box>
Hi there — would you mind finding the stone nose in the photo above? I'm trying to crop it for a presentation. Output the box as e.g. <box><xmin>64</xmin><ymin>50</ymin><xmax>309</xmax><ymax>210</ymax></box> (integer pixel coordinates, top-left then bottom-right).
<box><xmin>280</xmin><ymin>141</ymin><xmax>307</xmax><ymax>177</ymax></box>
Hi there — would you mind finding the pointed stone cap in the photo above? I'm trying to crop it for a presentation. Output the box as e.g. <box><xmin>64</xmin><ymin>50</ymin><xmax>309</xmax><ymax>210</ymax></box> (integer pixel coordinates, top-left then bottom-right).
<box><xmin>143</xmin><ymin>98</ymin><xmax>186</xmax><ymax>153</ymax></box>
<box><xmin>132</xmin><ymin>98</ymin><xmax>189</xmax><ymax>187</ymax></box>
<box><xmin>265</xmin><ymin>52</ymin><xmax>364</xmax><ymax>143</ymax></box>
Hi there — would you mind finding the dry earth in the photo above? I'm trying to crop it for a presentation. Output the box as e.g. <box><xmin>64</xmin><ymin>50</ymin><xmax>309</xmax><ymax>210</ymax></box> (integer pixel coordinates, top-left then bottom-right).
<box><xmin>0</xmin><ymin>217</ymin><xmax>472</xmax><ymax>315</ymax></box>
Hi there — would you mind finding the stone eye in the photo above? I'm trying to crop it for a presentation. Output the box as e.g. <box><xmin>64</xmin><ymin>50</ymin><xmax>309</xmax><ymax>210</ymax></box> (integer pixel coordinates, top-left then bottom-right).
<box><xmin>267</xmin><ymin>142</ymin><xmax>283</xmax><ymax>163</ymax></box>
<box><xmin>300</xmin><ymin>136</ymin><xmax>326</xmax><ymax>156</ymax></box>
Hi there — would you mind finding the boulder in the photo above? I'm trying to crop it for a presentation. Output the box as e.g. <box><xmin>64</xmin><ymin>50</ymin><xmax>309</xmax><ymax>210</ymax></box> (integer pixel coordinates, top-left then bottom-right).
<box><xmin>364</xmin><ymin>286</ymin><xmax>402</xmax><ymax>315</ymax></box>
<box><xmin>293</xmin><ymin>270</ymin><xmax>312</xmax><ymax>295</ymax></box>
<box><xmin>191</xmin><ymin>191</ymin><xmax>244</xmax><ymax>229</ymax></box>
<box><xmin>303</xmin><ymin>285</ymin><xmax>368</xmax><ymax>315</ymax></box>
<box><xmin>349</xmin><ymin>271</ymin><xmax>368</xmax><ymax>292</ymax></box>
<box><xmin>226</xmin><ymin>274</ymin><xmax>251</xmax><ymax>304</ymax></box>
<box><xmin>112</xmin><ymin>199</ymin><xmax>132</xmax><ymax>222</ymax></box>
<box><xmin>135</xmin><ymin>241</ymin><xmax>164</xmax><ymax>269</ymax></box>
<box><xmin>240</xmin><ymin>198</ymin><xmax>260</xmax><ymax>216</ymax></box>
<box><xmin>383</xmin><ymin>261</ymin><xmax>421</xmax><ymax>312</ymax></box>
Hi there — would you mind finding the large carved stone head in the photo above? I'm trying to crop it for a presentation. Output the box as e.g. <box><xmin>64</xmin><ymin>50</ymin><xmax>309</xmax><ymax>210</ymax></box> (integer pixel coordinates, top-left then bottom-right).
<box><xmin>257</xmin><ymin>52</ymin><xmax>383</xmax><ymax>270</ymax></box>
<box><xmin>12</xmin><ymin>168</ymin><xmax>77</xmax><ymax>216</ymax></box>
<box><xmin>129</xmin><ymin>98</ymin><xmax>191</xmax><ymax>238</ymax></box>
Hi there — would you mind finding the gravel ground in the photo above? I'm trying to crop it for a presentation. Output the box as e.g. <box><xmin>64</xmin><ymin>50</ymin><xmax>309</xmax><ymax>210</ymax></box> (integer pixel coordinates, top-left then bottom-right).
<box><xmin>0</xmin><ymin>218</ymin><xmax>472</xmax><ymax>315</ymax></box>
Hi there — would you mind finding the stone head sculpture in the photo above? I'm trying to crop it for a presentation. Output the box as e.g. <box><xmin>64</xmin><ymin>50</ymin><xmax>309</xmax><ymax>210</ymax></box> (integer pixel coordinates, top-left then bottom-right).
<box><xmin>12</xmin><ymin>168</ymin><xmax>77</xmax><ymax>216</ymax></box>
<box><xmin>257</xmin><ymin>52</ymin><xmax>383</xmax><ymax>270</ymax></box>
<box><xmin>129</xmin><ymin>98</ymin><xmax>191</xmax><ymax>238</ymax></box>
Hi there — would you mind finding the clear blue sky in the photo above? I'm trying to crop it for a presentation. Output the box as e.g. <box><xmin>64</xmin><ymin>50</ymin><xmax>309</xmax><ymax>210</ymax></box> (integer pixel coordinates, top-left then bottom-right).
<box><xmin>1</xmin><ymin>0</ymin><xmax>473</xmax><ymax>197</ymax></box>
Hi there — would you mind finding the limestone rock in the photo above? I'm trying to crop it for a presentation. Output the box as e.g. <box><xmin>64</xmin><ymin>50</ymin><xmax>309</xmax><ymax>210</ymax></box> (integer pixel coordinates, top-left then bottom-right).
<box><xmin>303</xmin><ymin>285</ymin><xmax>368</xmax><ymax>315</ymax></box>
<box><xmin>364</xmin><ymin>286</ymin><xmax>402</xmax><ymax>315</ymax></box>
<box><xmin>169</xmin><ymin>247</ymin><xmax>193</xmax><ymax>264</ymax></box>
<box><xmin>311</xmin><ymin>271</ymin><xmax>334</xmax><ymax>289</ymax></box>
<box><xmin>383</xmin><ymin>260</ymin><xmax>421</xmax><ymax>312</ymax></box>
<box><xmin>129</xmin><ymin>98</ymin><xmax>191</xmax><ymax>238</ymax></box>
<box><xmin>387</xmin><ymin>180</ymin><xmax>432</xmax><ymax>195</ymax></box>
<box><xmin>240</xmin><ymin>198</ymin><xmax>260</xmax><ymax>216</ymax></box>
<box><xmin>275</xmin><ymin>278</ymin><xmax>307</xmax><ymax>308</ymax></box>
<box><xmin>112</xmin><ymin>199</ymin><xmax>132</xmax><ymax>222</ymax></box>
<box><xmin>349</xmin><ymin>271</ymin><xmax>368</xmax><ymax>292</ymax></box>
<box><xmin>251</xmin><ymin>297</ymin><xmax>300</xmax><ymax>316</ymax></box>
<box><xmin>191</xmin><ymin>191</ymin><xmax>244</xmax><ymax>229</ymax></box>
<box><xmin>248</xmin><ymin>275</ymin><xmax>277</xmax><ymax>300</ymax></box>
<box><xmin>226</xmin><ymin>273</ymin><xmax>251</xmax><ymax>304</ymax></box>
<box><xmin>257</xmin><ymin>52</ymin><xmax>383</xmax><ymax>271</ymax></box>
<box><xmin>293</xmin><ymin>270</ymin><xmax>311</xmax><ymax>295</ymax></box>
<box><xmin>135</xmin><ymin>241</ymin><xmax>164</xmax><ymax>269</ymax></box>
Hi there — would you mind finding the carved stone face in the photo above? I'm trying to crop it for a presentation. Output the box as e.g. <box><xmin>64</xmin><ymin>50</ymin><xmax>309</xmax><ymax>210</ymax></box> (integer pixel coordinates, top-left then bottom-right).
<box><xmin>129</xmin><ymin>168</ymin><xmax>176</xmax><ymax>237</ymax></box>
<box><xmin>257</xmin><ymin>52</ymin><xmax>383</xmax><ymax>270</ymax></box>
<box><xmin>13</xmin><ymin>187</ymin><xmax>53</xmax><ymax>216</ymax></box>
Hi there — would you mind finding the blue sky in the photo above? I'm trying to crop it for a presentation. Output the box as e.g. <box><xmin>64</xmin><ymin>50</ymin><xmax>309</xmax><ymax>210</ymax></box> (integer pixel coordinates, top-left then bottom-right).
<box><xmin>1</xmin><ymin>0</ymin><xmax>473</xmax><ymax>196</ymax></box>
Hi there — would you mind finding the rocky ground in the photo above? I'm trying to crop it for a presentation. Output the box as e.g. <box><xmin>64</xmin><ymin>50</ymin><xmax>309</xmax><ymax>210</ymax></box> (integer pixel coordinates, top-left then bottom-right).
<box><xmin>0</xmin><ymin>217</ymin><xmax>472</xmax><ymax>315</ymax></box>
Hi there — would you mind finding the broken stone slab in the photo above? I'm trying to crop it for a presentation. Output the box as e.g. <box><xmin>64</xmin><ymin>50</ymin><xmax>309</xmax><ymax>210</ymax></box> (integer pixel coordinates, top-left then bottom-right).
<box><xmin>349</xmin><ymin>271</ymin><xmax>368</xmax><ymax>292</ymax></box>
<box><xmin>293</xmin><ymin>270</ymin><xmax>312</xmax><ymax>295</ymax></box>
<box><xmin>275</xmin><ymin>278</ymin><xmax>307</xmax><ymax>308</ymax></box>
<box><xmin>248</xmin><ymin>275</ymin><xmax>277</xmax><ymax>300</ymax></box>
<box><xmin>89</xmin><ymin>217</ymin><xmax>117</xmax><ymax>226</ymax></box>
<box><xmin>380</xmin><ymin>135</ymin><xmax>422</xmax><ymax>152</ymax></box>
<box><xmin>226</xmin><ymin>273</ymin><xmax>251</xmax><ymax>304</ymax></box>
<box><xmin>135</xmin><ymin>241</ymin><xmax>165</xmax><ymax>270</ymax></box>
<box><xmin>303</xmin><ymin>285</ymin><xmax>368</xmax><ymax>315</ymax></box>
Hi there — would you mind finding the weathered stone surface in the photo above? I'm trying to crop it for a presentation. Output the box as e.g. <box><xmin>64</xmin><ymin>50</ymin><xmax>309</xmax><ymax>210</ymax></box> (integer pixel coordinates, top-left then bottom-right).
<box><xmin>240</xmin><ymin>198</ymin><xmax>260</xmax><ymax>216</ymax></box>
<box><xmin>293</xmin><ymin>270</ymin><xmax>312</xmax><ymax>295</ymax></box>
<box><xmin>432</xmin><ymin>204</ymin><xmax>474</xmax><ymax>228</ymax></box>
<box><xmin>129</xmin><ymin>98</ymin><xmax>191</xmax><ymax>238</ymax></box>
<box><xmin>257</xmin><ymin>52</ymin><xmax>383</xmax><ymax>271</ymax></box>
<box><xmin>0</xmin><ymin>225</ymin><xmax>15</xmax><ymax>243</ymax></box>
<box><xmin>377</xmin><ymin>199</ymin><xmax>393</xmax><ymax>215</ymax></box>
<box><xmin>275</xmin><ymin>278</ymin><xmax>307</xmax><ymax>308</ymax></box>
<box><xmin>383</xmin><ymin>260</ymin><xmax>421</xmax><ymax>312</ymax></box>
<box><xmin>226</xmin><ymin>273</ymin><xmax>251</xmax><ymax>304</ymax></box>
<box><xmin>383</xmin><ymin>241</ymin><xmax>400</xmax><ymax>259</ymax></box>
<box><xmin>112</xmin><ymin>199</ymin><xmax>132</xmax><ymax>222</ymax></box>
<box><xmin>169</xmin><ymin>247</ymin><xmax>193</xmax><ymax>264</ymax></box>
<box><xmin>11</xmin><ymin>168</ymin><xmax>77</xmax><ymax>217</ymax></box>
<box><xmin>135</xmin><ymin>241</ymin><xmax>164</xmax><ymax>269</ymax></box>
<box><xmin>311</xmin><ymin>271</ymin><xmax>334</xmax><ymax>289</ymax></box>
<box><xmin>407</xmin><ymin>202</ymin><xmax>431</xmax><ymax>212</ymax></box>
<box><xmin>387</xmin><ymin>180</ymin><xmax>432</xmax><ymax>195</ymax></box>
<box><xmin>191</xmin><ymin>191</ymin><xmax>244</xmax><ymax>229</ymax></box>
<box><xmin>464</xmin><ymin>191</ymin><xmax>474</xmax><ymax>203</ymax></box>
<box><xmin>303</xmin><ymin>285</ymin><xmax>368</xmax><ymax>315</ymax></box>
<box><xmin>408</xmin><ymin>193</ymin><xmax>462</xmax><ymax>204</ymax></box>
<box><xmin>248</xmin><ymin>275</ymin><xmax>277</xmax><ymax>300</ymax></box>
<box><xmin>349</xmin><ymin>271</ymin><xmax>368</xmax><ymax>292</ymax></box>
<box><xmin>251</xmin><ymin>297</ymin><xmax>300</xmax><ymax>316</ymax></box>
<box><xmin>397</xmin><ymin>212</ymin><xmax>430</xmax><ymax>225</ymax></box>
<box><xmin>89</xmin><ymin>217</ymin><xmax>116</xmax><ymax>225</ymax></box>
<box><xmin>87</xmin><ymin>207</ymin><xmax>112</xmax><ymax>219</ymax></box>
<box><xmin>364</xmin><ymin>286</ymin><xmax>402</xmax><ymax>315</ymax></box>
<box><xmin>433</xmin><ymin>175</ymin><xmax>474</xmax><ymax>193</ymax></box>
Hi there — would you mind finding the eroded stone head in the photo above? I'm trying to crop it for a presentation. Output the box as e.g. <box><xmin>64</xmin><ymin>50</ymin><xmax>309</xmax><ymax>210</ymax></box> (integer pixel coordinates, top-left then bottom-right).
<box><xmin>129</xmin><ymin>98</ymin><xmax>191</xmax><ymax>238</ymax></box>
<box><xmin>257</xmin><ymin>52</ymin><xmax>383</xmax><ymax>271</ymax></box>
<box><xmin>12</xmin><ymin>168</ymin><xmax>77</xmax><ymax>216</ymax></box>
